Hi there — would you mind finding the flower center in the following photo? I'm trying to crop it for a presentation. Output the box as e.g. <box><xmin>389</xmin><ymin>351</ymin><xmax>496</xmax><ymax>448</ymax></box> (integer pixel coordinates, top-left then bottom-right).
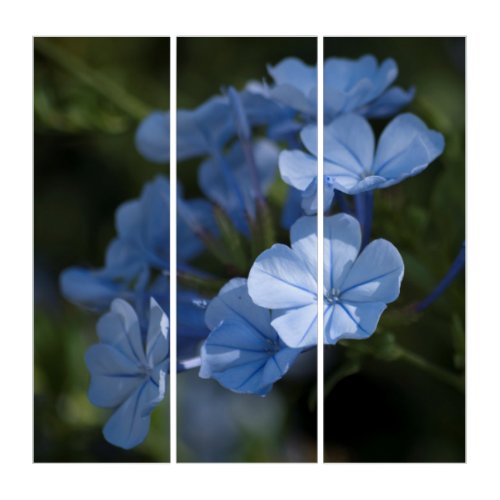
<box><xmin>265</xmin><ymin>337</ymin><xmax>281</xmax><ymax>354</ymax></box>
<box><xmin>325</xmin><ymin>288</ymin><xmax>340</xmax><ymax>304</ymax></box>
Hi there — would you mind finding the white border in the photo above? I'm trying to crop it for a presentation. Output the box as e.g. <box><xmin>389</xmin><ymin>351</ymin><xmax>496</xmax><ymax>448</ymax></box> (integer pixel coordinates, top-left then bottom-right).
<box><xmin>10</xmin><ymin>0</ymin><xmax>500</xmax><ymax>498</ymax></box>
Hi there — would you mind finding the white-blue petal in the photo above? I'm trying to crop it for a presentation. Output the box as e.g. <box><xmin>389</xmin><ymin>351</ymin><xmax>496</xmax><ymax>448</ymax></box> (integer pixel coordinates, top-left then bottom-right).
<box><xmin>205</xmin><ymin>278</ymin><xmax>274</xmax><ymax>338</ymax></box>
<box><xmin>324</xmin><ymin>301</ymin><xmax>387</xmax><ymax>344</ymax></box>
<box><xmin>290</xmin><ymin>215</ymin><xmax>317</xmax><ymax>279</ymax></box>
<box><xmin>271</xmin><ymin>302</ymin><xmax>318</xmax><ymax>348</ymax></box>
<box><xmin>324</xmin><ymin>114</ymin><xmax>375</xmax><ymax>174</ymax></box>
<box><xmin>323</xmin><ymin>214</ymin><xmax>361</xmax><ymax>292</ymax></box>
<box><xmin>340</xmin><ymin>239</ymin><xmax>404</xmax><ymax>303</ymax></box>
<box><xmin>373</xmin><ymin>113</ymin><xmax>445</xmax><ymax>182</ymax></box>
<box><xmin>248</xmin><ymin>244</ymin><xmax>317</xmax><ymax>309</ymax></box>
<box><xmin>279</xmin><ymin>149</ymin><xmax>317</xmax><ymax>191</ymax></box>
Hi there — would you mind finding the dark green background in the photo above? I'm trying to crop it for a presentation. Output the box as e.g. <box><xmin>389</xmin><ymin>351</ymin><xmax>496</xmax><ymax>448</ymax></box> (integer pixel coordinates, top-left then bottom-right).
<box><xmin>324</xmin><ymin>37</ymin><xmax>465</xmax><ymax>462</ymax></box>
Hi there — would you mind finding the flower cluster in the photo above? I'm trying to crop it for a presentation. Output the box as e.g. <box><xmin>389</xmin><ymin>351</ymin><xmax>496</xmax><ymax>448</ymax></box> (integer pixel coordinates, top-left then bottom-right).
<box><xmin>61</xmin><ymin>54</ymin><xmax>445</xmax><ymax>449</ymax></box>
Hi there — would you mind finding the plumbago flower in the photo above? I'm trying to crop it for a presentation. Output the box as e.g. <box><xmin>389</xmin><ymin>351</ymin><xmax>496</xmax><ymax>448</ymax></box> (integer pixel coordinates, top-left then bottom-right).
<box><xmin>248</xmin><ymin>214</ymin><xmax>404</xmax><ymax>348</ymax></box>
<box><xmin>60</xmin><ymin>175</ymin><xmax>212</xmax><ymax>313</ymax></box>
<box><xmin>279</xmin><ymin>113</ymin><xmax>445</xmax><ymax>214</ymax></box>
<box><xmin>61</xmin><ymin>146</ymin><xmax>216</xmax><ymax>450</ymax></box>
<box><xmin>267</xmin><ymin>55</ymin><xmax>414</xmax><ymax>122</ymax></box>
<box><xmin>85</xmin><ymin>298</ymin><xmax>169</xmax><ymax>449</ymax></box>
<box><xmin>199</xmin><ymin>278</ymin><xmax>301</xmax><ymax>396</ymax></box>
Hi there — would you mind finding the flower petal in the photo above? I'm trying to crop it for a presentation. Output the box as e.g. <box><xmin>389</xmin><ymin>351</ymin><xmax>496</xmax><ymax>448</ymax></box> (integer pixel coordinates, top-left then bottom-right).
<box><xmin>271</xmin><ymin>303</ymin><xmax>318</xmax><ymax>348</ymax></box>
<box><xmin>96</xmin><ymin>299</ymin><xmax>147</xmax><ymax>365</ymax></box>
<box><xmin>145</xmin><ymin>298</ymin><xmax>169</xmax><ymax>366</ymax></box>
<box><xmin>340</xmin><ymin>239</ymin><xmax>404</xmax><ymax>303</ymax></box>
<box><xmin>324</xmin><ymin>114</ymin><xmax>375</xmax><ymax>174</ymax></box>
<box><xmin>324</xmin><ymin>301</ymin><xmax>386</xmax><ymax>344</ymax></box>
<box><xmin>85</xmin><ymin>344</ymin><xmax>144</xmax><ymax>408</ymax></box>
<box><xmin>102</xmin><ymin>380</ymin><xmax>159</xmax><ymax>449</ymax></box>
<box><xmin>323</xmin><ymin>213</ymin><xmax>361</xmax><ymax>292</ymax></box>
<box><xmin>200</xmin><ymin>319</ymin><xmax>296</xmax><ymax>396</ymax></box>
<box><xmin>205</xmin><ymin>278</ymin><xmax>274</xmax><ymax>338</ymax></box>
<box><xmin>59</xmin><ymin>267</ymin><xmax>125</xmax><ymax>311</ymax></box>
<box><xmin>373</xmin><ymin>113</ymin><xmax>445</xmax><ymax>182</ymax></box>
<box><xmin>248</xmin><ymin>244</ymin><xmax>317</xmax><ymax>309</ymax></box>
<box><xmin>279</xmin><ymin>149</ymin><xmax>317</xmax><ymax>191</ymax></box>
<box><xmin>135</xmin><ymin>111</ymin><xmax>169</xmax><ymax>163</ymax></box>
<box><xmin>364</xmin><ymin>86</ymin><xmax>415</xmax><ymax>119</ymax></box>
<box><xmin>290</xmin><ymin>215</ymin><xmax>317</xmax><ymax>279</ymax></box>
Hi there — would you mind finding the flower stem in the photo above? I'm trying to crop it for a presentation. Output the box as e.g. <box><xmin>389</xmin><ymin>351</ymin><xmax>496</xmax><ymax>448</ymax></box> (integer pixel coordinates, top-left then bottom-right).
<box><xmin>338</xmin><ymin>338</ymin><xmax>465</xmax><ymax>393</ymax></box>
<box><xmin>354</xmin><ymin>191</ymin><xmax>374</xmax><ymax>247</ymax></box>
<box><xmin>336</xmin><ymin>191</ymin><xmax>352</xmax><ymax>215</ymax></box>
<box><xmin>35</xmin><ymin>38</ymin><xmax>151</xmax><ymax>121</ymax></box>
<box><xmin>178</xmin><ymin>356</ymin><xmax>202</xmax><ymax>372</ymax></box>
<box><xmin>394</xmin><ymin>345</ymin><xmax>465</xmax><ymax>393</ymax></box>
<box><xmin>414</xmin><ymin>241</ymin><xmax>465</xmax><ymax>312</ymax></box>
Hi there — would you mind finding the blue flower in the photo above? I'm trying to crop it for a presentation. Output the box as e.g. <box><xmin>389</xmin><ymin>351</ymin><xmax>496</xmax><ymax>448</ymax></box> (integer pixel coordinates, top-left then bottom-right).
<box><xmin>324</xmin><ymin>55</ymin><xmax>415</xmax><ymax>120</ymax></box>
<box><xmin>267</xmin><ymin>56</ymin><xmax>414</xmax><ymax>121</ymax></box>
<box><xmin>267</xmin><ymin>57</ymin><xmax>317</xmax><ymax>118</ymax></box>
<box><xmin>248</xmin><ymin>214</ymin><xmax>404</xmax><ymax>348</ymax></box>
<box><xmin>324</xmin><ymin>113</ymin><xmax>444</xmax><ymax>194</ymax></box>
<box><xmin>199</xmin><ymin>278</ymin><xmax>301</xmax><ymax>396</ymax></box>
<box><xmin>279</xmin><ymin>113</ymin><xmax>444</xmax><ymax>213</ymax></box>
<box><xmin>60</xmin><ymin>176</ymin><xmax>214</xmax><ymax>312</ymax></box>
<box><xmin>111</xmin><ymin>175</ymin><xmax>170</xmax><ymax>274</ymax></box>
<box><xmin>85</xmin><ymin>298</ymin><xmax>169</xmax><ymax>449</ymax></box>
<box><xmin>323</xmin><ymin>214</ymin><xmax>404</xmax><ymax>344</ymax></box>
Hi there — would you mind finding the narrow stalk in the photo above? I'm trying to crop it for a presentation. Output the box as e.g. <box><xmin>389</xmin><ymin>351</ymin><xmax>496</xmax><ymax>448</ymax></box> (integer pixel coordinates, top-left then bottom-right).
<box><xmin>415</xmin><ymin>242</ymin><xmax>465</xmax><ymax>312</ymax></box>
<box><xmin>394</xmin><ymin>346</ymin><xmax>465</xmax><ymax>393</ymax></box>
<box><xmin>340</xmin><ymin>339</ymin><xmax>465</xmax><ymax>393</ymax></box>
<box><xmin>35</xmin><ymin>38</ymin><xmax>150</xmax><ymax>120</ymax></box>
<box><xmin>178</xmin><ymin>356</ymin><xmax>202</xmax><ymax>372</ymax></box>
<box><xmin>354</xmin><ymin>191</ymin><xmax>373</xmax><ymax>247</ymax></box>
<box><xmin>354</xmin><ymin>192</ymin><xmax>366</xmax><ymax>235</ymax></box>
<box><xmin>176</xmin><ymin>270</ymin><xmax>225</xmax><ymax>295</ymax></box>
<box><xmin>336</xmin><ymin>191</ymin><xmax>352</xmax><ymax>215</ymax></box>
<box><xmin>363</xmin><ymin>191</ymin><xmax>374</xmax><ymax>244</ymax></box>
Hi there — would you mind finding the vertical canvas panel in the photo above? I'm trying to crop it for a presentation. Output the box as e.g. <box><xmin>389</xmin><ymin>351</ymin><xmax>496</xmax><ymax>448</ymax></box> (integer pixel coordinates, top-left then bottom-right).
<box><xmin>323</xmin><ymin>37</ymin><xmax>465</xmax><ymax>462</ymax></box>
<box><xmin>176</xmin><ymin>37</ymin><xmax>318</xmax><ymax>462</ymax></box>
<box><xmin>34</xmin><ymin>37</ymin><xmax>171</xmax><ymax>462</ymax></box>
